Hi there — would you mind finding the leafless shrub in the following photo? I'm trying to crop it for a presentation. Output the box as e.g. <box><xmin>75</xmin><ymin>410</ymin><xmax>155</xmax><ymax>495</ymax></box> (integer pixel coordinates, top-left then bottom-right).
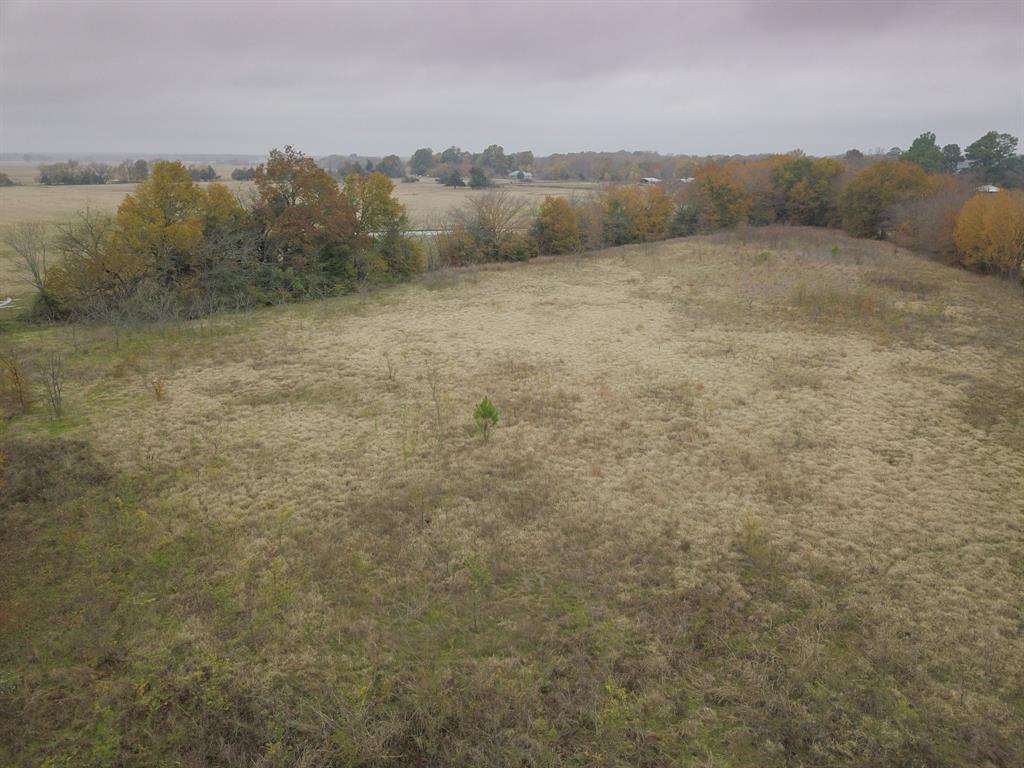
<box><xmin>2</xmin><ymin>222</ymin><xmax>49</xmax><ymax>293</ymax></box>
<box><xmin>41</xmin><ymin>352</ymin><xmax>65</xmax><ymax>419</ymax></box>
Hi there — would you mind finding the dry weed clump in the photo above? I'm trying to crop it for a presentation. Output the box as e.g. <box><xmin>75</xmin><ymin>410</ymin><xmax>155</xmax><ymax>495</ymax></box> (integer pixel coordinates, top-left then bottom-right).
<box><xmin>0</xmin><ymin>353</ymin><xmax>32</xmax><ymax>415</ymax></box>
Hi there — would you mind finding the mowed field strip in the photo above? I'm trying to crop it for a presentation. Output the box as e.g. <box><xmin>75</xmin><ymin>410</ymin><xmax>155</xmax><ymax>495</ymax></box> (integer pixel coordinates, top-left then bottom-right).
<box><xmin>3</xmin><ymin>228</ymin><xmax>1022</xmax><ymax>764</ymax></box>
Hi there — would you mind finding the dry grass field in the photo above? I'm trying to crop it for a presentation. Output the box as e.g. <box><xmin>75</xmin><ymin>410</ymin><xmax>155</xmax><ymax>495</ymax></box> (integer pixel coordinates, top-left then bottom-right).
<box><xmin>1</xmin><ymin>228</ymin><xmax>1022</xmax><ymax>766</ymax></box>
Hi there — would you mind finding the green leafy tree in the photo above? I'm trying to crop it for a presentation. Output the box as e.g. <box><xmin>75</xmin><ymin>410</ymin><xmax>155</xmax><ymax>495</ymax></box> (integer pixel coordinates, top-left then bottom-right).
<box><xmin>965</xmin><ymin>131</ymin><xmax>1020</xmax><ymax>184</ymax></box>
<box><xmin>437</xmin><ymin>169</ymin><xmax>465</xmax><ymax>187</ymax></box>
<box><xmin>440</xmin><ymin>146</ymin><xmax>463</xmax><ymax>165</ymax></box>
<box><xmin>468</xmin><ymin>167</ymin><xmax>491</xmax><ymax>189</ymax></box>
<box><xmin>941</xmin><ymin>144</ymin><xmax>962</xmax><ymax>173</ymax></box>
<box><xmin>376</xmin><ymin>155</ymin><xmax>405</xmax><ymax>178</ymax></box>
<box><xmin>903</xmin><ymin>132</ymin><xmax>945</xmax><ymax>173</ymax></box>
<box><xmin>409</xmin><ymin>147</ymin><xmax>434</xmax><ymax>176</ymax></box>
<box><xmin>770</xmin><ymin>155</ymin><xmax>844</xmax><ymax>225</ymax></box>
<box><xmin>478</xmin><ymin>144</ymin><xmax>510</xmax><ymax>176</ymax></box>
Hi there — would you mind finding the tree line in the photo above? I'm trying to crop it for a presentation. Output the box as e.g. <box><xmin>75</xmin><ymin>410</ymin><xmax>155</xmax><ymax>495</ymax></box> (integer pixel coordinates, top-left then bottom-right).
<box><xmin>15</xmin><ymin>147</ymin><xmax>421</xmax><ymax>322</ymax></box>
<box><xmin>35</xmin><ymin>159</ymin><xmax>225</xmax><ymax>185</ymax></box>
<box><xmin>11</xmin><ymin>133</ymin><xmax>1021</xmax><ymax>325</ymax></box>
<box><xmin>431</xmin><ymin>137</ymin><xmax>1022</xmax><ymax>282</ymax></box>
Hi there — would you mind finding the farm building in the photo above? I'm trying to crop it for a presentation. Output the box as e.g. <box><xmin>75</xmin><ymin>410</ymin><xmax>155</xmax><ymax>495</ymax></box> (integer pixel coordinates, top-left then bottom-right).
<box><xmin>639</xmin><ymin>176</ymin><xmax>661</xmax><ymax>184</ymax></box>
<box><xmin>508</xmin><ymin>170</ymin><xmax>534</xmax><ymax>180</ymax></box>
<box><xmin>975</xmin><ymin>184</ymin><xmax>1001</xmax><ymax>193</ymax></box>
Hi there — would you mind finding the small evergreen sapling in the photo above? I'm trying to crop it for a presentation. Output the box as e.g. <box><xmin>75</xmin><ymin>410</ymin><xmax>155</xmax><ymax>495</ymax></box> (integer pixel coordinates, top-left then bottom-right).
<box><xmin>473</xmin><ymin>397</ymin><xmax>499</xmax><ymax>441</ymax></box>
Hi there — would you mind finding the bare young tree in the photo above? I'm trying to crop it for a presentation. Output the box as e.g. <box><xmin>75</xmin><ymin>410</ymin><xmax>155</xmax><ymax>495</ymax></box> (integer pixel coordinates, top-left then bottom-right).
<box><xmin>2</xmin><ymin>222</ymin><xmax>49</xmax><ymax>294</ymax></box>
<box><xmin>457</xmin><ymin>188</ymin><xmax>529</xmax><ymax>244</ymax></box>
<box><xmin>42</xmin><ymin>352</ymin><xmax>65</xmax><ymax>419</ymax></box>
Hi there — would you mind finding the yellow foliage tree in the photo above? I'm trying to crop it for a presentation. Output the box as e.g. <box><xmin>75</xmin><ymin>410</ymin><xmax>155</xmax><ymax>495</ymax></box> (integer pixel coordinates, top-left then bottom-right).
<box><xmin>695</xmin><ymin>164</ymin><xmax>751</xmax><ymax>230</ymax></box>
<box><xmin>954</xmin><ymin>190</ymin><xmax>1024</xmax><ymax>277</ymax></box>
<box><xmin>534</xmin><ymin>196</ymin><xmax>580</xmax><ymax>254</ymax></box>
<box><xmin>115</xmin><ymin>161</ymin><xmax>207</xmax><ymax>273</ymax></box>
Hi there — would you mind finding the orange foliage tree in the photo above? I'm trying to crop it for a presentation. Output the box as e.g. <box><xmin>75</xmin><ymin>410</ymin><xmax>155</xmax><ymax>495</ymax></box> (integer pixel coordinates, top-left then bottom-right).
<box><xmin>253</xmin><ymin>146</ymin><xmax>358</xmax><ymax>282</ymax></box>
<box><xmin>954</xmin><ymin>190</ymin><xmax>1024</xmax><ymax>277</ymax></box>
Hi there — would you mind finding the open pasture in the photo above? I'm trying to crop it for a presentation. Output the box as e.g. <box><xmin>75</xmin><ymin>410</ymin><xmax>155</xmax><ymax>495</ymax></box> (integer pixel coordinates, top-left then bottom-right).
<box><xmin>2</xmin><ymin>228</ymin><xmax>1021</xmax><ymax>766</ymax></box>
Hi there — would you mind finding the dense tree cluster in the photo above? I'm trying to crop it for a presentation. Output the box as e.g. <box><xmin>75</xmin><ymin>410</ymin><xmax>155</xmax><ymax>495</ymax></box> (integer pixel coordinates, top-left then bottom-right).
<box><xmin>187</xmin><ymin>164</ymin><xmax>219</xmax><ymax>182</ymax></box>
<box><xmin>30</xmin><ymin>148</ymin><xmax>421</xmax><ymax>322</ymax></box>
<box><xmin>38</xmin><ymin>160</ymin><xmax>114</xmax><ymax>185</ymax></box>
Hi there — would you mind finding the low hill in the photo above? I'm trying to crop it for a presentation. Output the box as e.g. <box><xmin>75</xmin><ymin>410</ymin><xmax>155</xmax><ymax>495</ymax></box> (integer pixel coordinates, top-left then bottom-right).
<box><xmin>2</xmin><ymin>228</ymin><xmax>1022</xmax><ymax>766</ymax></box>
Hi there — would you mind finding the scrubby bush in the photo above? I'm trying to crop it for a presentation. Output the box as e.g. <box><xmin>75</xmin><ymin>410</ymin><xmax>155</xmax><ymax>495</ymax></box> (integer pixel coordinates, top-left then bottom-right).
<box><xmin>670</xmin><ymin>203</ymin><xmax>699</xmax><ymax>236</ymax></box>
<box><xmin>598</xmin><ymin>186</ymin><xmax>674</xmax><ymax>245</ymax></box>
<box><xmin>231</xmin><ymin>167</ymin><xmax>256</xmax><ymax>181</ymax></box>
<box><xmin>0</xmin><ymin>172</ymin><xmax>14</xmax><ymax>187</ymax></box>
<box><xmin>954</xmin><ymin>190</ymin><xmax>1024</xmax><ymax>278</ymax></box>
<box><xmin>437</xmin><ymin>169</ymin><xmax>466</xmax><ymax>187</ymax></box>
<box><xmin>436</xmin><ymin>190</ymin><xmax>533</xmax><ymax>265</ymax></box>
<box><xmin>533</xmin><ymin>196</ymin><xmax>580</xmax><ymax>254</ymax></box>
<box><xmin>468</xmin><ymin>167</ymin><xmax>491</xmax><ymax>189</ymax></box>
<box><xmin>890</xmin><ymin>178</ymin><xmax>973</xmax><ymax>259</ymax></box>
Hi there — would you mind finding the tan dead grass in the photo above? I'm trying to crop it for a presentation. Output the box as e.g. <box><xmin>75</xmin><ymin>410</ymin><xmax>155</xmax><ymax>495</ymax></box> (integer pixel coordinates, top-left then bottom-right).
<box><xmin>2</xmin><ymin>227</ymin><xmax>1022</xmax><ymax>765</ymax></box>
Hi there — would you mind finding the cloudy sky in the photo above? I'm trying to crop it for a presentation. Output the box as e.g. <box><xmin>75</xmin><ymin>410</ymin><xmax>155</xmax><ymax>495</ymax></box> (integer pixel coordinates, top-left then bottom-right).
<box><xmin>1</xmin><ymin>0</ymin><xmax>1022</xmax><ymax>157</ymax></box>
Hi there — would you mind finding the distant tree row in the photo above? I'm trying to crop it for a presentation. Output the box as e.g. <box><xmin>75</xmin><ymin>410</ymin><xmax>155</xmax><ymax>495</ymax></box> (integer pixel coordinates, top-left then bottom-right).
<box><xmin>186</xmin><ymin>164</ymin><xmax>219</xmax><ymax>182</ymax></box>
<box><xmin>38</xmin><ymin>160</ymin><xmax>115</xmax><ymax>185</ymax></box>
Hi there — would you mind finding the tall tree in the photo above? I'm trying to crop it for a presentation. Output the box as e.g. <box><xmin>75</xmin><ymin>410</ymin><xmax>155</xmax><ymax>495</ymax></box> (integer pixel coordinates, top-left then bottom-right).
<box><xmin>252</xmin><ymin>146</ymin><xmax>358</xmax><ymax>279</ymax></box>
<box><xmin>376</xmin><ymin>155</ymin><xmax>405</xmax><ymax>178</ymax></box>
<box><xmin>941</xmin><ymin>144</ymin><xmax>962</xmax><ymax>173</ymax></box>
<box><xmin>439</xmin><ymin>146</ymin><xmax>463</xmax><ymax>165</ymax></box>
<box><xmin>839</xmin><ymin>159</ymin><xmax>940</xmax><ymax>238</ymax></box>
<box><xmin>409</xmin><ymin>148</ymin><xmax>434</xmax><ymax>176</ymax></box>
<box><xmin>468</xmin><ymin>167</ymin><xmax>491</xmax><ymax>189</ymax></box>
<box><xmin>903</xmin><ymin>132</ymin><xmax>944</xmax><ymax>173</ymax></box>
<box><xmin>478</xmin><ymin>144</ymin><xmax>510</xmax><ymax>176</ymax></box>
<box><xmin>965</xmin><ymin>131</ymin><xmax>1020</xmax><ymax>184</ymax></box>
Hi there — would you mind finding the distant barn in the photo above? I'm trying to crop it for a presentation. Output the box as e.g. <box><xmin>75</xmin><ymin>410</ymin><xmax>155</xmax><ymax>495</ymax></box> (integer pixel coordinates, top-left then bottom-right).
<box><xmin>975</xmin><ymin>184</ymin><xmax>1001</xmax><ymax>193</ymax></box>
<box><xmin>639</xmin><ymin>176</ymin><xmax>661</xmax><ymax>184</ymax></box>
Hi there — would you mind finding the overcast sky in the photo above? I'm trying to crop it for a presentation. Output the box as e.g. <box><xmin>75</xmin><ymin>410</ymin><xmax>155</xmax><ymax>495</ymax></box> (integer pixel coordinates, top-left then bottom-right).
<box><xmin>1</xmin><ymin>0</ymin><xmax>1022</xmax><ymax>157</ymax></box>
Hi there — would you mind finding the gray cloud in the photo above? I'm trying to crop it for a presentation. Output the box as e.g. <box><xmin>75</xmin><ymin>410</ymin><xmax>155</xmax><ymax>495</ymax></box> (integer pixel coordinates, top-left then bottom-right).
<box><xmin>1</xmin><ymin>0</ymin><xmax>1021</xmax><ymax>156</ymax></box>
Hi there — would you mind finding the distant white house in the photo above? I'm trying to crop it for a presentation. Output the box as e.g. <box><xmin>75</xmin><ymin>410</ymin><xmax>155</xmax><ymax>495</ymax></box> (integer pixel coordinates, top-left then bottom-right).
<box><xmin>639</xmin><ymin>176</ymin><xmax>661</xmax><ymax>184</ymax></box>
<box><xmin>508</xmin><ymin>170</ymin><xmax>533</xmax><ymax>180</ymax></box>
<box><xmin>975</xmin><ymin>184</ymin><xmax>1002</xmax><ymax>193</ymax></box>
<box><xmin>677</xmin><ymin>177</ymin><xmax>695</xmax><ymax>183</ymax></box>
